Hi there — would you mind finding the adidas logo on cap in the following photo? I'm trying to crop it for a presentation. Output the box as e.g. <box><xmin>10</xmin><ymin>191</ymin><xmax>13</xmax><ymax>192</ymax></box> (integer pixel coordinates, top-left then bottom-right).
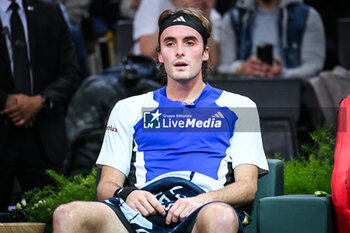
<box><xmin>173</xmin><ymin>16</ymin><xmax>186</xmax><ymax>22</ymax></box>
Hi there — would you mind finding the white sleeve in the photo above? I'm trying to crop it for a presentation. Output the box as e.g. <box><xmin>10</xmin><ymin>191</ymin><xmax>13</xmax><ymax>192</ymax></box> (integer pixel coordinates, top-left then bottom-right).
<box><xmin>133</xmin><ymin>0</ymin><xmax>160</xmax><ymax>40</ymax></box>
<box><xmin>133</xmin><ymin>0</ymin><xmax>173</xmax><ymax>41</ymax></box>
<box><xmin>96</xmin><ymin>101</ymin><xmax>134</xmax><ymax>176</ymax></box>
<box><xmin>209</xmin><ymin>9</ymin><xmax>222</xmax><ymax>43</ymax></box>
<box><xmin>218</xmin><ymin>12</ymin><xmax>243</xmax><ymax>74</ymax></box>
<box><xmin>228</xmin><ymin>102</ymin><xmax>269</xmax><ymax>175</ymax></box>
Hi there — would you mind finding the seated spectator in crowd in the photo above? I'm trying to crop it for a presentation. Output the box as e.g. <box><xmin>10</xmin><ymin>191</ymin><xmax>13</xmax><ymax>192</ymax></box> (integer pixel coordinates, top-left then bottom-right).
<box><xmin>132</xmin><ymin>0</ymin><xmax>221</xmax><ymax>67</ymax></box>
<box><xmin>64</xmin><ymin>56</ymin><xmax>162</xmax><ymax>177</ymax></box>
<box><xmin>218</xmin><ymin>0</ymin><xmax>326</xmax><ymax>79</ymax></box>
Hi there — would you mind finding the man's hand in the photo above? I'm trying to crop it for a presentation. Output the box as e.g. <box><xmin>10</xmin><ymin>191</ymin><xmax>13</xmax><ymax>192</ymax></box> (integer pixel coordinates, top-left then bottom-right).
<box><xmin>1</xmin><ymin>94</ymin><xmax>43</xmax><ymax>127</ymax></box>
<box><xmin>166</xmin><ymin>194</ymin><xmax>212</xmax><ymax>225</ymax></box>
<box><xmin>266</xmin><ymin>58</ymin><xmax>282</xmax><ymax>77</ymax></box>
<box><xmin>126</xmin><ymin>190</ymin><xmax>166</xmax><ymax>217</ymax></box>
<box><xmin>241</xmin><ymin>56</ymin><xmax>271</xmax><ymax>77</ymax></box>
<box><xmin>3</xmin><ymin>94</ymin><xmax>17</xmax><ymax>110</ymax></box>
<box><xmin>241</xmin><ymin>56</ymin><xmax>282</xmax><ymax>78</ymax></box>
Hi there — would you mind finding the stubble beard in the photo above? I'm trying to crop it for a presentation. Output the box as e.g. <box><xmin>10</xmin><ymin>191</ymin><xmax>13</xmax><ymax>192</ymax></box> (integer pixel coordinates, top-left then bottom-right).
<box><xmin>167</xmin><ymin>68</ymin><xmax>202</xmax><ymax>83</ymax></box>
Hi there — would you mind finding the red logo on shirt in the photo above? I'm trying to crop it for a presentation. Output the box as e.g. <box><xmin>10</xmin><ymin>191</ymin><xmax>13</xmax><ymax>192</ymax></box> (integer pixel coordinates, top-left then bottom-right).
<box><xmin>106</xmin><ymin>125</ymin><xmax>118</xmax><ymax>133</ymax></box>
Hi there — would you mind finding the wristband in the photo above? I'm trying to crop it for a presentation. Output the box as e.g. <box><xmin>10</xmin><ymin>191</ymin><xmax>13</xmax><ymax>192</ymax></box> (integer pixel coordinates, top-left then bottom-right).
<box><xmin>113</xmin><ymin>186</ymin><xmax>139</xmax><ymax>201</ymax></box>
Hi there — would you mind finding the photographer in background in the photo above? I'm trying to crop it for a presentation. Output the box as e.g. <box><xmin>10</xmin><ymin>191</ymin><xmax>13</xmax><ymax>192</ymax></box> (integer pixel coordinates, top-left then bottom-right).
<box><xmin>218</xmin><ymin>0</ymin><xmax>325</xmax><ymax>79</ymax></box>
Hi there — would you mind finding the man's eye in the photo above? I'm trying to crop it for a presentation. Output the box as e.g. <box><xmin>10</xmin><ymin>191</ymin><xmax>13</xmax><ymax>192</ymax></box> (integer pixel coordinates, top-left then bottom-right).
<box><xmin>185</xmin><ymin>41</ymin><xmax>195</xmax><ymax>46</ymax></box>
<box><xmin>166</xmin><ymin>42</ymin><xmax>175</xmax><ymax>47</ymax></box>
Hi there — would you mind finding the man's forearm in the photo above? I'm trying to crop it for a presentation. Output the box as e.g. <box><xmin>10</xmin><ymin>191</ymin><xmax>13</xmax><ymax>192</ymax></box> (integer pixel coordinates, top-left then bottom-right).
<box><xmin>166</xmin><ymin>173</ymin><xmax>258</xmax><ymax>225</ymax></box>
<box><xmin>197</xmin><ymin>164</ymin><xmax>259</xmax><ymax>207</ymax></box>
<box><xmin>97</xmin><ymin>180</ymin><xmax>122</xmax><ymax>202</ymax></box>
<box><xmin>139</xmin><ymin>33</ymin><xmax>158</xmax><ymax>58</ymax></box>
<box><xmin>97</xmin><ymin>166</ymin><xmax>126</xmax><ymax>201</ymax></box>
<box><xmin>199</xmin><ymin>179</ymin><xmax>257</xmax><ymax>208</ymax></box>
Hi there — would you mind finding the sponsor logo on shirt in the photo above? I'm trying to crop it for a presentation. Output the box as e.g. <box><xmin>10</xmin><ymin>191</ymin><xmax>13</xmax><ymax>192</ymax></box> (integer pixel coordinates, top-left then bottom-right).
<box><xmin>106</xmin><ymin>125</ymin><xmax>118</xmax><ymax>132</ymax></box>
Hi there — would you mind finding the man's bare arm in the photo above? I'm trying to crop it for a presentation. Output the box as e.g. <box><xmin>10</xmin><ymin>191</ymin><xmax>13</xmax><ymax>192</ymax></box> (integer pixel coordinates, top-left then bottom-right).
<box><xmin>203</xmin><ymin>164</ymin><xmax>258</xmax><ymax>207</ymax></box>
<box><xmin>97</xmin><ymin>165</ymin><xmax>166</xmax><ymax>216</ymax></box>
<box><xmin>166</xmin><ymin>164</ymin><xmax>258</xmax><ymax>224</ymax></box>
<box><xmin>139</xmin><ymin>33</ymin><xmax>158</xmax><ymax>58</ymax></box>
<box><xmin>97</xmin><ymin>165</ymin><xmax>126</xmax><ymax>201</ymax></box>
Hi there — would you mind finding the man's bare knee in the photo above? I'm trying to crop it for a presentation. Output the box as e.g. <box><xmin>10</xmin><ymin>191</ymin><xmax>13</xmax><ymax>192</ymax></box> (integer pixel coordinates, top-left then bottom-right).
<box><xmin>53</xmin><ymin>201</ymin><xmax>83</xmax><ymax>222</ymax></box>
<box><xmin>209</xmin><ymin>203</ymin><xmax>238</xmax><ymax>227</ymax></box>
<box><xmin>53</xmin><ymin>201</ymin><xmax>86</xmax><ymax>232</ymax></box>
<box><xmin>192</xmin><ymin>203</ymin><xmax>239</xmax><ymax>233</ymax></box>
<box><xmin>53</xmin><ymin>201</ymin><xmax>128</xmax><ymax>233</ymax></box>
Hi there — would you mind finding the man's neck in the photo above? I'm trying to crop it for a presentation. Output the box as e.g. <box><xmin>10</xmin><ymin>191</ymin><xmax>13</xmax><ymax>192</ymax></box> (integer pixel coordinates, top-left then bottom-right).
<box><xmin>257</xmin><ymin>0</ymin><xmax>280</xmax><ymax>9</ymax></box>
<box><xmin>166</xmin><ymin>77</ymin><xmax>206</xmax><ymax>104</ymax></box>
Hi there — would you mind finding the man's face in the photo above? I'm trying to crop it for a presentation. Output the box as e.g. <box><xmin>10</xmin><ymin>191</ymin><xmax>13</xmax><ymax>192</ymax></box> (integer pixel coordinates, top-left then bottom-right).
<box><xmin>158</xmin><ymin>25</ymin><xmax>209</xmax><ymax>83</ymax></box>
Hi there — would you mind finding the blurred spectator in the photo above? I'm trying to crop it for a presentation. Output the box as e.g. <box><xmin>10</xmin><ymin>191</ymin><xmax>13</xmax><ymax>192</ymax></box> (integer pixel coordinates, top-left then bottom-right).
<box><xmin>119</xmin><ymin>0</ymin><xmax>142</xmax><ymax>19</ymax></box>
<box><xmin>132</xmin><ymin>0</ymin><xmax>221</xmax><ymax>67</ymax></box>
<box><xmin>81</xmin><ymin>0</ymin><xmax>141</xmax><ymax>42</ymax></box>
<box><xmin>0</xmin><ymin>0</ymin><xmax>81</xmax><ymax>211</ymax></box>
<box><xmin>308</xmin><ymin>66</ymin><xmax>350</xmax><ymax>128</ymax></box>
<box><xmin>304</xmin><ymin>0</ymin><xmax>349</xmax><ymax>70</ymax></box>
<box><xmin>59</xmin><ymin>0</ymin><xmax>91</xmax><ymax>26</ymax></box>
<box><xmin>215</xmin><ymin>0</ymin><xmax>236</xmax><ymax>15</ymax></box>
<box><xmin>64</xmin><ymin>56</ymin><xmax>162</xmax><ymax>176</ymax></box>
<box><xmin>218</xmin><ymin>0</ymin><xmax>325</xmax><ymax>79</ymax></box>
<box><xmin>43</xmin><ymin>0</ymin><xmax>91</xmax><ymax>78</ymax></box>
<box><xmin>86</xmin><ymin>0</ymin><xmax>122</xmax><ymax>37</ymax></box>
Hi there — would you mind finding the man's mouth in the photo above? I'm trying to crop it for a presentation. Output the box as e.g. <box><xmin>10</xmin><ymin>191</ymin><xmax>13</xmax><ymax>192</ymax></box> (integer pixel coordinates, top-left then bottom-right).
<box><xmin>174</xmin><ymin>61</ymin><xmax>188</xmax><ymax>68</ymax></box>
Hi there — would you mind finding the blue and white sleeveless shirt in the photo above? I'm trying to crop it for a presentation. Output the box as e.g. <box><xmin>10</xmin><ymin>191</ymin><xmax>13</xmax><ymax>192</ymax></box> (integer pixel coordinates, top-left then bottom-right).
<box><xmin>96</xmin><ymin>84</ymin><xmax>268</xmax><ymax>192</ymax></box>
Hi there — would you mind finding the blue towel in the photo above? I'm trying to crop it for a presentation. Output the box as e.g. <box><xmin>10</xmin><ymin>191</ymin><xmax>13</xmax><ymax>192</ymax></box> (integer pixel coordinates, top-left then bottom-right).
<box><xmin>103</xmin><ymin>177</ymin><xmax>245</xmax><ymax>233</ymax></box>
<box><xmin>103</xmin><ymin>177</ymin><xmax>206</xmax><ymax>233</ymax></box>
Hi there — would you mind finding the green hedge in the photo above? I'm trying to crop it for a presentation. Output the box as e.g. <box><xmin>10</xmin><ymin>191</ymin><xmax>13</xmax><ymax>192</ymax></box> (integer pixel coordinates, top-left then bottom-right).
<box><xmin>281</xmin><ymin>127</ymin><xmax>335</xmax><ymax>194</ymax></box>
<box><xmin>14</xmin><ymin>169</ymin><xmax>97</xmax><ymax>233</ymax></box>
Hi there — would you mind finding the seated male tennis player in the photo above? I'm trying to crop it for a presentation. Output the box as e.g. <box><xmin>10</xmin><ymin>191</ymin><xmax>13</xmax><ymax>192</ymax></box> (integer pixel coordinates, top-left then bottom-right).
<box><xmin>52</xmin><ymin>7</ymin><xmax>268</xmax><ymax>233</ymax></box>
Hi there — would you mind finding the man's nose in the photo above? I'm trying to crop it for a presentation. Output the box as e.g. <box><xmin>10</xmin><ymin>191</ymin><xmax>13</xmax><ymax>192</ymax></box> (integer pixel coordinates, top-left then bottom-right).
<box><xmin>176</xmin><ymin>44</ymin><xmax>185</xmax><ymax>57</ymax></box>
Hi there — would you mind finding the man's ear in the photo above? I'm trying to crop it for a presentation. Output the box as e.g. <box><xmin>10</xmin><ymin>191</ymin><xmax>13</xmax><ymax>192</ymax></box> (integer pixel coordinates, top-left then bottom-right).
<box><xmin>158</xmin><ymin>51</ymin><xmax>164</xmax><ymax>63</ymax></box>
<box><xmin>203</xmin><ymin>47</ymin><xmax>209</xmax><ymax>61</ymax></box>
